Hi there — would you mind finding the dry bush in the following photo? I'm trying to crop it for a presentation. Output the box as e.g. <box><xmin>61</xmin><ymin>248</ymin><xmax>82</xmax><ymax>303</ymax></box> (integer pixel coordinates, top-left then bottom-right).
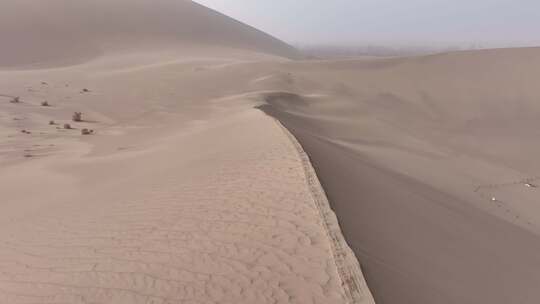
<box><xmin>72</xmin><ymin>112</ymin><xmax>82</xmax><ymax>122</ymax></box>
<box><xmin>81</xmin><ymin>128</ymin><xmax>94</xmax><ymax>135</ymax></box>
<box><xmin>10</xmin><ymin>97</ymin><xmax>20</xmax><ymax>103</ymax></box>
<box><xmin>64</xmin><ymin>123</ymin><xmax>72</xmax><ymax>129</ymax></box>
<box><xmin>41</xmin><ymin>101</ymin><xmax>50</xmax><ymax>107</ymax></box>
<box><xmin>49</xmin><ymin>120</ymin><xmax>55</xmax><ymax>125</ymax></box>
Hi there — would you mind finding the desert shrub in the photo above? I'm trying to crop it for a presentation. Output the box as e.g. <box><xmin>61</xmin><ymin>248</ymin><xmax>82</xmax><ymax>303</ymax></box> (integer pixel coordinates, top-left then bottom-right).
<box><xmin>64</xmin><ymin>123</ymin><xmax>72</xmax><ymax>129</ymax></box>
<box><xmin>49</xmin><ymin>120</ymin><xmax>55</xmax><ymax>125</ymax></box>
<box><xmin>81</xmin><ymin>128</ymin><xmax>94</xmax><ymax>135</ymax></box>
<box><xmin>10</xmin><ymin>97</ymin><xmax>20</xmax><ymax>103</ymax></box>
<box><xmin>41</xmin><ymin>101</ymin><xmax>50</xmax><ymax>107</ymax></box>
<box><xmin>72</xmin><ymin>112</ymin><xmax>82</xmax><ymax>122</ymax></box>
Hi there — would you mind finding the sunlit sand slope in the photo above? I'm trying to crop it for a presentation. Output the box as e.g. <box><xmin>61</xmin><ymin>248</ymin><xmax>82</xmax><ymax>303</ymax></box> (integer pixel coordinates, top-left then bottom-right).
<box><xmin>0</xmin><ymin>0</ymin><xmax>300</xmax><ymax>67</ymax></box>
<box><xmin>0</xmin><ymin>38</ymin><xmax>373</xmax><ymax>303</ymax></box>
<box><xmin>0</xmin><ymin>108</ymin><xmax>366</xmax><ymax>303</ymax></box>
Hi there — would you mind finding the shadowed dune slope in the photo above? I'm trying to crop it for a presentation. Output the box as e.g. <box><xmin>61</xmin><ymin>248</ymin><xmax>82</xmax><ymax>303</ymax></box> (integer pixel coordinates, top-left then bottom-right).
<box><xmin>259</xmin><ymin>47</ymin><xmax>540</xmax><ymax>304</ymax></box>
<box><xmin>0</xmin><ymin>0</ymin><xmax>300</xmax><ymax>67</ymax></box>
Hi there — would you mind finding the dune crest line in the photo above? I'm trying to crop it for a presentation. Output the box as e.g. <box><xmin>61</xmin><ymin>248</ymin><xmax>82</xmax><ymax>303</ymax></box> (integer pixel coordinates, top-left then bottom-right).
<box><xmin>269</xmin><ymin>115</ymin><xmax>376</xmax><ymax>304</ymax></box>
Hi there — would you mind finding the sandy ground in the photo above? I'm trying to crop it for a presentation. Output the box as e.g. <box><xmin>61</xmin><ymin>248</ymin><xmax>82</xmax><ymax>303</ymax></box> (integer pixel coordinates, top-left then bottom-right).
<box><xmin>0</xmin><ymin>1</ymin><xmax>376</xmax><ymax>303</ymax></box>
<box><xmin>3</xmin><ymin>1</ymin><xmax>540</xmax><ymax>303</ymax></box>
<box><xmin>0</xmin><ymin>20</ymin><xmax>372</xmax><ymax>302</ymax></box>
<box><xmin>260</xmin><ymin>47</ymin><xmax>540</xmax><ymax>304</ymax></box>
<box><xmin>3</xmin><ymin>45</ymin><xmax>540</xmax><ymax>304</ymax></box>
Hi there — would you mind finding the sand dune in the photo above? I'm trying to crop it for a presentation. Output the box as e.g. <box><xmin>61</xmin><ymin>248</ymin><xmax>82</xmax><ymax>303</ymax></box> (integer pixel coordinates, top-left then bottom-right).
<box><xmin>0</xmin><ymin>108</ymin><xmax>359</xmax><ymax>303</ymax></box>
<box><xmin>0</xmin><ymin>0</ymin><xmax>299</xmax><ymax>68</ymax></box>
<box><xmin>0</xmin><ymin>1</ymin><xmax>373</xmax><ymax>303</ymax></box>
<box><xmin>259</xmin><ymin>47</ymin><xmax>540</xmax><ymax>303</ymax></box>
<box><xmin>2</xmin><ymin>0</ymin><xmax>539</xmax><ymax>303</ymax></box>
<box><xmin>0</xmin><ymin>56</ymin><xmax>375</xmax><ymax>303</ymax></box>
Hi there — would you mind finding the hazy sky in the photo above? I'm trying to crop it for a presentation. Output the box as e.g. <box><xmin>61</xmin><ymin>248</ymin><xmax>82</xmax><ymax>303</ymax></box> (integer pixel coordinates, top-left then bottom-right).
<box><xmin>195</xmin><ymin>0</ymin><xmax>540</xmax><ymax>47</ymax></box>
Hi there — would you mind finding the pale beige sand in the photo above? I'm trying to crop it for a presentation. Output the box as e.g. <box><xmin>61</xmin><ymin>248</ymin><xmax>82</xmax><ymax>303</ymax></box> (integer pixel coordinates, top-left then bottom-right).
<box><xmin>259</xmin><ymin>47</ymin><xmax>540</xmax><ymax>303</ymax></box>
<box><xmin>3</xmin><ymin>0</ymin><xmax>538</xmax><ymax>303</ymax></box>
<box><xmin>4</xmin><ymin>44</ymin><xmax>540</xmax><ymax>303</ymax></box>
<box><xmin>0</xmin><ymin>54</ymin><xmax>374</xmax><ymax>303</ymax></box>
<box><xmin>0</xmin><ymin>0</ymin><xmax>300</xmax><ymax>68</ymax></box>
<box><xmin>0</xmin><ymin>1</ymin><xmax>373</xmax><ymax>302</ymax></box>
<box><xmin>0</xmin><ymin>110</ymin><xmax>349</xmax><ymax>303</ymax></box>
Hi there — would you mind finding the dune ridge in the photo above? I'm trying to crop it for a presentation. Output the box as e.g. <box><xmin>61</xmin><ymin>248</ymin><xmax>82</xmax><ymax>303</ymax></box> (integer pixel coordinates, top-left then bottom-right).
<box><xmin>0</xmin><ymin>107</ymin><xmax>371</xmax><ymax>303</ymax></box>
<box><xmin>273</xmin><ymin>118</ymin><xmax>375</xmax><ymax>304</ymax></box>
<box><xmin>4</xmin><ymin>43</ymin><xmax>540</xmax><ymax>303</ymax></box>
<box><xmin>3</xmin><ymin>0</ymin><xmax>539</xmax><ymax>302</ymax></box>
<box><xmin>257</xmin><ymin>47</ymin><xmax>540</xmax><ymax>304</ymax></box>
<box><xmin>0</xmin><ymin>3</ymin><xmax>374</xmax><ymax>303</ymax></box>
<box><xmin>0</xmin><ymin>32</ymin><xmax>374</xmax><ymax>304</ymax></box>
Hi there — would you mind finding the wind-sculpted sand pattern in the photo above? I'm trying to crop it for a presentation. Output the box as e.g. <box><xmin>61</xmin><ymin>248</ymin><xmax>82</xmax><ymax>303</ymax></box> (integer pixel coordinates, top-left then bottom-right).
<box><xmin>0</xmin><ymin>111</ymin><xmax>367</xmax><ymax>304</ymax></box>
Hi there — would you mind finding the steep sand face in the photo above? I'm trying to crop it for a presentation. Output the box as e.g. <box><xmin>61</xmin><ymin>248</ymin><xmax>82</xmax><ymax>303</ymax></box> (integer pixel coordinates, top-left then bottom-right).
<box><xmin>0</xmin><ymin>0</ymin><xmax>299</xmax><ymax>68</ymax></box>
<box><xmin>259</xmin><ymin>47</ymin><xmax>540</xmax><ymax>304</ymax></box>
